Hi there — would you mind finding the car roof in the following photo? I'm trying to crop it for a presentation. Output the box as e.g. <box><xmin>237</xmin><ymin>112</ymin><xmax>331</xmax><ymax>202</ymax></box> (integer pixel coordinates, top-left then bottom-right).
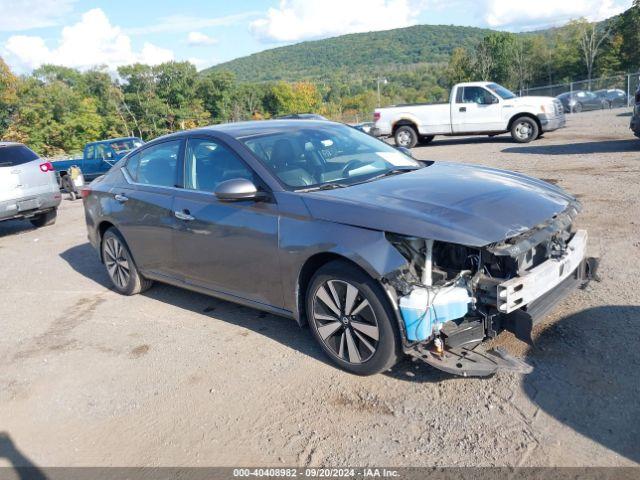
<box><xmin>88</xmin><ymin>137</ymin><xmax>140</xmax><ymax>145</ymax></box>
<box><xmin>155</xmin><ymin>119</ymin><xmax>345</xmax><ymax>141</ymax></box>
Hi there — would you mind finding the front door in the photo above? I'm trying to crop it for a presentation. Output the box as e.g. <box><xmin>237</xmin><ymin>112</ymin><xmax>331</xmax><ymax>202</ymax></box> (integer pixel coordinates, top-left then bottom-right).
<box><xmin>451</xmin><ymin>86</ymin><xmax>503</xmax><ymax>133</ymax></box>
<box><xmin>171</xmin><ymin>136</ymin><xmax>283</xmax><ymax>308</ymax></box>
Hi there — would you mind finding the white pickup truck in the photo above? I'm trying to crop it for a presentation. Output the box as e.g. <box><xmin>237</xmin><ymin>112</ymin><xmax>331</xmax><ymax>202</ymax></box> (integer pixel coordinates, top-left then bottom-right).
<box><xmin>372</xmin><ymin>82</ymin><xmax>566</xmax><ymax>148</ymax></box>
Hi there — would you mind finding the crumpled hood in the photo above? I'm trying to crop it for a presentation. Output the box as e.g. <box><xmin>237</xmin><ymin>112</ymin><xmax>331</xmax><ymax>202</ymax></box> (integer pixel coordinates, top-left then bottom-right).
<box><xmin>302</xmin><ymin>162</ymin><xmax>579</xmax><ymax>247</ymax></box>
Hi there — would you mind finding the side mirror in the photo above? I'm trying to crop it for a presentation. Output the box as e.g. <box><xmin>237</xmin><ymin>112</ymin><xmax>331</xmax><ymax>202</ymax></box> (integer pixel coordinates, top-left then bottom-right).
<box><xmin>215</xmin><ymin>178</ymin><xmax>266</xmax><ymax>202</ymax></box>
<box><xmin>395</xmin><ymin>146</ymin><xmax>414</xmax><ymax>157</ymax></box>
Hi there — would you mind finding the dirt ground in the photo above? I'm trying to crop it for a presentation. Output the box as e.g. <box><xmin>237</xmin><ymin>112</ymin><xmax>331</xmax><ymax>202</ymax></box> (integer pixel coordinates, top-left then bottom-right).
<box><xmin>1</xmin><ymin>108</ymin><xmax>639</xmax><ymax>469</ymax></box>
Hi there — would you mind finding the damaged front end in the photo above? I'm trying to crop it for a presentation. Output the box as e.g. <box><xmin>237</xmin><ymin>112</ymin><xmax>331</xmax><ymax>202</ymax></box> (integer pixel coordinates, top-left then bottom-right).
<box><xmin>382</xmin><ymin>205</ymin><xmax>598</xmax><ymax>377</ymax></box>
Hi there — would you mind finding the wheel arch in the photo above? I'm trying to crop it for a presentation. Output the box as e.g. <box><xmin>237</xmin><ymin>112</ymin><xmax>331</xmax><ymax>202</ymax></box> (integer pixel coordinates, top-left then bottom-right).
<box><xmin>96</xmin><ymin>220</ymin><xmax>116</xmax><ymax>262</ymax></box>
<box><xmin>392</xmin><ymin>118</ymin><xmax>419</xmax><ymax>135</ymax></box>
<box><xmin>295</xmin><ymin>252</ymin><xmax>384</xmax><ymax>328</ymax></box>
<box><xmin>507</xmin><ymin>112</ymin><xmax>541</xmax><ymax>132</ymax></box>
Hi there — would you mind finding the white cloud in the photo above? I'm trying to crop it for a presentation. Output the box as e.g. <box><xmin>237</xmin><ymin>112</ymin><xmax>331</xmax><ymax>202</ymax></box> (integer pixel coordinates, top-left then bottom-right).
<box><xmin>4</xmin><ymin>8</ymin><xmax>174</xmax><ymax>72</ymax></box>
<box><xmin>0</xmin><ymin>0</ymin><xmax>77</xmax><ymax>31</ymax></box>
<box><xmin>187</xmin><ymin>31</ymin><xmax>218</xmax><ymax>46</ymax></box>
<box><xmin>128</xmin><ymin>12</ymin><xmax>260</xmax><ymax>35</ymax></box>
<box><xmin>250</xmin><ymin>0</ymin><xmax>422</xmax><ymax>42</ymax></box>
<box><xmin>484</xmin><ymin>0</ymin><xmax>630</xmax><ymax>30</ymax></box>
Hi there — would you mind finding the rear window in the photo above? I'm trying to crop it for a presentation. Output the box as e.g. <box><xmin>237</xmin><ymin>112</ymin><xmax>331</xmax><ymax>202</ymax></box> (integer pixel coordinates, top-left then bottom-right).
<box><xmin>0</xmin><ymin>145</ymin><xmax>39</xmax><ymax>167</ymax></box>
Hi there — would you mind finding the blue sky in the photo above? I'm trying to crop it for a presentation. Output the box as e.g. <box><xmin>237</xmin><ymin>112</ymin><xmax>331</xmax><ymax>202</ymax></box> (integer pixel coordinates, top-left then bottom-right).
<box><xmin>0</xmin><ymin>0</ymin><xmax>632</xmax><ymax>73</ymax></box>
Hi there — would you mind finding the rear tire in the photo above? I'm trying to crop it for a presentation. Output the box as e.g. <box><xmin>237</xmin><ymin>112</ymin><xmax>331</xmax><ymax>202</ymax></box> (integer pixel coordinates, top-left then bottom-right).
<box><xmin>101</xmin><ymin>228</ymin><xmax>153</xmax><ymax>295</ymax></box>
<box><xmin>30</xmin><ymin>209</ymin><xmax>57</xmax><ymax>228</ymax></box>
<box><xmin>510</xmin><ymin>117</ymin><xmax>539</xmax><ymax>143</ymax></box>
<box><xmin>306</xmin><ymin>260</ymin><xmax>401</xmax><ymax>375</ymax></box>
<box><xmin>394</xmin><ymin>125</ymin><xmax>418</xmax><ymax>148</ymax></box>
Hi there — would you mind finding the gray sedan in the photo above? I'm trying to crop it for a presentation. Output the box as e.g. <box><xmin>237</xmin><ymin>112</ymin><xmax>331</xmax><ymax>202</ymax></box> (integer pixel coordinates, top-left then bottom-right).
<box><xmin>82</xmin><ymin>120</ymin><xmax>592</xmax><ymax>376</ymax></box>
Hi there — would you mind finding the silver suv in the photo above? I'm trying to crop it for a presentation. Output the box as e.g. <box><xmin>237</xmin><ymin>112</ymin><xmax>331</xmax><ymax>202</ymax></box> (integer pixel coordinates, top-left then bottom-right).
<box><xmin>0</xmin><ymin>142</ymin><xmax>61</xmax><ymax>227</ymax></box>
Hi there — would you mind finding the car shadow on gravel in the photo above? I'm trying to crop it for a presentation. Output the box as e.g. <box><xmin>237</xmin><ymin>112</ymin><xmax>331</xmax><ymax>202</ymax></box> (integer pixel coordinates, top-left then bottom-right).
<box><xmin>503</xmin><ymin>139</ymin><xmax>639</xmax><ymax>155</ymax></box>
<box><xmin>0</xmin><ymin>219</ymin><xmax>37</xmax><ymax>238</ymax></box>
<box><xmin>427</xmin><ymin>135</ymin><xmax>515</xmax><ymax>147</ymax></box>
<box><xmin>523</xmin><ymin>305</ymin><xmax>640</xmax><ymax>463</ymax></box>
<box><xmin>59</xmin><ymin>243</ymin><xmax>112</xmax><ymax>288</ymax></box>
<box><xmin>59</xmin><ymin>243</ymin><xmax>333</xmax><ymax>366</ymax></box>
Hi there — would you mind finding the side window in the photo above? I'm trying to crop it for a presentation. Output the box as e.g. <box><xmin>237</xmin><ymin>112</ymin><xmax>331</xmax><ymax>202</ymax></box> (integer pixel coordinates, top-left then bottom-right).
<box><xmin>96</xmin><ymin>144</ymin><xmax>114</xmax><ymax>162</ymax></box>
<box><xmin>125</xmin><ymin>152</ymin><xmax>141</xmax><ymax>182</ymax></box>
<box><xmin>134</xmin><ymin>140</ymin><xmax>181</xmax><ymax>187</ymax></box>
<box><xmin>461</xmin><ymin>87</ymin><xmax>495</xmax><ymax>104</ymax></box>
<box><xmin>184</xmin><ymin>138</ymin><xmax>254</xmax><ymax>192</ymax></box>
<box><xmin>85</xmin><ymin>145</ymin><xmax>95</xmax><ymax>160</ymax></box>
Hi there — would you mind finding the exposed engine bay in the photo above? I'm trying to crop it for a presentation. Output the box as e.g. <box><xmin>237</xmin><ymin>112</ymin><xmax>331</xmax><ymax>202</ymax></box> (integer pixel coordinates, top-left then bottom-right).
<box><xmin>382</xmin><ymin>204</ymin><xmax>597</xmax><ymax>377</ymax></box>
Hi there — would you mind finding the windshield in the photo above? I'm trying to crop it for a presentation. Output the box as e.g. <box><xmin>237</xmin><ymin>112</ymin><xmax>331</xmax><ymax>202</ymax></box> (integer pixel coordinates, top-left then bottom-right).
<box><xmin>486</xmin><ymin>83</ymin><xmax>517</xmax><ymax>100</ymax></box>
<box><xmin>241</xmin><ymin>123</ymin><xmax>421</xmax><ymax>190</ymax></box>
<box><xmin>109</xmin><ymin>138</ymin><xmax>144</xmax><ymax>154</ymax></box>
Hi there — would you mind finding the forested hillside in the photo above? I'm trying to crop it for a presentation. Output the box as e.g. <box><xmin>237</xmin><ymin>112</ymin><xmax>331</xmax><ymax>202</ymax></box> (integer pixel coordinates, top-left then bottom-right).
<box><xmin>208</xmin><ymin>24</ymin><xmax>493</xmax><ymax>81</ymax></box>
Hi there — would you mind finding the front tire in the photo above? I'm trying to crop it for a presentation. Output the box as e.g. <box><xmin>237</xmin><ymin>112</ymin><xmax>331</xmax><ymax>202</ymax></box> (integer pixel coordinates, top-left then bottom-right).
<box><xmin>101</xmin><ymin>228</ymin><xmax>153</xmax><ymax>295</ymax></box>
<box><xmin>30</xmin><ymin>209</ymin><xmax>57</xmax><ymax>228</ymax></box>
<box><xmin>306</xmin><ymin>261</ymin><xmax>401</xmax><ymax>375</ymax></box>
<box><xmin>510</xmin><ymin>117</ymin><xmax>539</xmax><ymax>143</ymax></box>
<box><xmin>394</xmin><ymin>125</ymin><xmax>418</xmax><ymax>148</ymax></box>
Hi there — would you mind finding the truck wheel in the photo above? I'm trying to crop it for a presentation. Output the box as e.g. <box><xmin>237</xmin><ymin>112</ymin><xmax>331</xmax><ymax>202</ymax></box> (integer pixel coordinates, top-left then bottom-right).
<box><xmin>30</xmin><ymin>209</ymin><xmax>57</xmax><ymax>228</ymax></box>
<box><xmin>394</xmin><ymin>125</ymin><xmax>418</xmax><ymax>148</ymax></box>
<box><xmin>510</xmin><ymin>117</ymin><xmax>539</xmax><ymax>143</ymax></box>
<box><xmin>419</xmin><ymin>135</ymin><xmax>435</xmax><ymax>145</ymax></box>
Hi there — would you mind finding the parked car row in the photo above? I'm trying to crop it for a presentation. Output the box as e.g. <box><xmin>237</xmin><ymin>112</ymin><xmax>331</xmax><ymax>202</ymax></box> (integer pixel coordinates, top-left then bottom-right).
<box><xmin>556</xmin><ymin>89</ymin><xmax>629</xmax><ymax>113</ymax></box>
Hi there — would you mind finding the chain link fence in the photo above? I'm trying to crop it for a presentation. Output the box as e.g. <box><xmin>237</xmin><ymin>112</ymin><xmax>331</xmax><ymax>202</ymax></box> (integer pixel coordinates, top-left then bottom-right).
<box><xmin>520</xmin><ymin>73</ymin><xmax>640</xmax><ymax>113</ymax></box>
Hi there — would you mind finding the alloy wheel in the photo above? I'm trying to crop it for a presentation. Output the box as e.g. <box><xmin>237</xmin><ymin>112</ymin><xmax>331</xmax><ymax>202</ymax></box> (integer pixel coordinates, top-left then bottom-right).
<box><xmin>312</xmin><ymin>280</ymin><xmax>379</xmax><ymax>364</ymax></box>
<box><xmin>104</xmin><ymin>237</ymin><xmax>131</xmax><ymax>290</ymax></box>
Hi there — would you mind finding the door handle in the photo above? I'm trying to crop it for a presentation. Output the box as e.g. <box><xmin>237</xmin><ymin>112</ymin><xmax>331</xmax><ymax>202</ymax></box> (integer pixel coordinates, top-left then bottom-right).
<box><xmin>459</xmin><ymin>107</ymin><xmax>467</xmax><ymax>112</ymax></box>
<box><xmin>174</xmin><ymin>209</ymin><xmax>195</xmax><ymax>221</ymax></box>
<box><xmin>114</xmin><ymin>194</ymin><xmax>129</xmax><ymax>202</ymax></box>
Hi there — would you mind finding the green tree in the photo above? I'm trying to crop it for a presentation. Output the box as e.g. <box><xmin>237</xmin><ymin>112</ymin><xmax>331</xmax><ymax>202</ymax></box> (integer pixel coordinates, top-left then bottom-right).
<box><xmin>446</xmin><ymin>47</ymin><xmax>473</xmax><ymax>85</ymax></box>
<box><xmin>0</xmin><ymin>57</ymin><xmax>18</xmax><ymax>136</ymax></box>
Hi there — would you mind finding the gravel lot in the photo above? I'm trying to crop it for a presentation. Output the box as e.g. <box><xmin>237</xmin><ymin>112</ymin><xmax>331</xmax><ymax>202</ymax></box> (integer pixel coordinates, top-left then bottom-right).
<box><xmin>1</xmin><ymin>108</ymin><xmax>639</xmax><ymax>468</ymax></box>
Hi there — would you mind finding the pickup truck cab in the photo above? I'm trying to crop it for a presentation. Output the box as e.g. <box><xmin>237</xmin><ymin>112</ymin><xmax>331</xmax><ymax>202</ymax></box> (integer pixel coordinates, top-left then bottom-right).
<box><xmin>373</xmin><ymin>82</ymin><xmax>565</xmax><ymax>147</ymax></box>
<box><xmin>53</xmin><ymin>137</ymin><xmax>144</xmax><ymax>182</ymax></box>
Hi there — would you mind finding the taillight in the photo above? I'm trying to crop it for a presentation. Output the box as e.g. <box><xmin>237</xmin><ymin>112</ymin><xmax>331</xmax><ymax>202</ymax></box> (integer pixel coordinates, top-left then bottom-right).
<box><xmin>80</xmin><ymin>186</ymin><xmax>91</xmax><ymax>199</ymax></box>
<box><xmin>373</xmin><ymin>111</ymin><xmax>381</xmax><ymax>122</ymax></box>
<box><xmin>39</xmin><ymin>162</ymin><xmax>54</xmax><ymax>172</ymax></box>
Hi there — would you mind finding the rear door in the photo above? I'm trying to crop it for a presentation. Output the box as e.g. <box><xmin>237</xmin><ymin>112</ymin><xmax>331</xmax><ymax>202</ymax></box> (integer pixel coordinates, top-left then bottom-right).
<box><xmin>113</xmin><ymin>139</ymin><xmax>183</xmax><ymax>278</ymax></box>
<box><xmin>451</xmin><ymin>86</ymin><xmax>503</xmax><ymax>133</ymax></box>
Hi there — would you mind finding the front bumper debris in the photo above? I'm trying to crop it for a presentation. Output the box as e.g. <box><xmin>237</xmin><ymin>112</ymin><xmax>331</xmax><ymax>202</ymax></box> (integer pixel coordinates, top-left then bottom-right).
<box><xmin>410</xmin><ymin>344</ymin><xmax>533</xmax><ymax>377</ymax></box>
<box><xmin>497</xmin><ymin>229</ymin><xmax>588</xmax><ymax>314</ymax></box>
